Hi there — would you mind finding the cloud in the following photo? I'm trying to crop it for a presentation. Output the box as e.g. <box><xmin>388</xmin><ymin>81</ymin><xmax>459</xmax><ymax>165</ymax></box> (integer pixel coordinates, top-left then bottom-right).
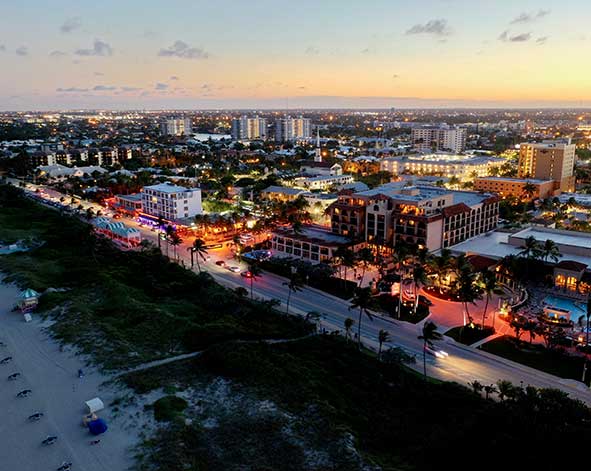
<box><xmin>155</xmin><ymin>82</ymin><xmax>169</xmax><ymax>90</ymax></box>
<box><xmin>157</xmin><ymin>40</ymin><xmax>209</xmax><ymax>59</ymax></box>
<box><xmin>510</xmin><ymin>9</ymin><xmax>550</xmax><ymax>24</ymax></box>
<box><xmin>15</xmin><ymin>46</ymin><xmax>28</xmax><ymax>56</ymax></box>
<box><xmin>49</xmin><ymin>50</ymin><xmax>67</xmax><ymax>57</ymax></box>
<box><xmin>120</xmin><ymin>86</ymin><xmax>142</xmax><ymax>92</ymax></box>
<box><xmin>60</xmin><ymin>17</ymin><xmax>82</xmax><ymax>33</ymax></box>
<box><xmin>305</xmin><ymin>46</ymin><xmax>319</xmax><ymax>55</ymax></box>
<box><xmin>93</xmin><ymin>85</ymin><xmax>117</xmax><ymax>91</ymax></box>
<box><xmin>143</xmin><ymin>30</ymin><xmax>158</xmax><ymax>39</ymax></box>
<box><xmin>56</xmin><ymin>87</ymin><xmax>89</xmax><ymax>92</ymax></box>
<box><xmin>94</xmin><ymin>72</ymin><xmax>104</xmax><ymax>76</ymax></box>
<box><xmin>0</xmin><ymin>45</ymin><xmax>5</xmax><ymax>52</ymax></box>
<box><xmin>75</xmin><ymin>39</ymin><xmax>113</xmax><ymax>56</ymax></box>
<box><xmin>170</xmin><ymin>76</ymin><xmax>179</xmax><ymax>81</ymax></box>
<box><xmin>498</xmin><ymin>30</ymin><xmax>531</xmax><ymax>42</ymax></box>
<box><xmin>536</xmin><ymin>36</ymin><xmax>549</xmax><ymax>45</ymax></box>
<box><xmin>406</xmin><ymin>19</ymin><xmax>452</xmax><ymax>37</ymax></box>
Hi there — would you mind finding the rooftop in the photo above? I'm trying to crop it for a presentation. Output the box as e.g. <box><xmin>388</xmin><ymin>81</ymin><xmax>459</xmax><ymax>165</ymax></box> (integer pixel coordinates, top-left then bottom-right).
<box><xmin>143</xmin><ymin>182</ymin><xmax>199</xmax><ymax>194</ymax></box>
<box><xmin>274</xmin><ymin>225</ymin><xmax>353</xmax><ymax>246</ymax></box>
<box><xmin>476</xmin><ymin>177</ymin><xmax>553</xmax><ymax>184</ymax></box>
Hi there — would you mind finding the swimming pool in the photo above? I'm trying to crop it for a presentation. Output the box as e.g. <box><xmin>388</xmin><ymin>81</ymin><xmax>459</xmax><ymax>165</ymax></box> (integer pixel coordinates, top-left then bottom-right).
<box><xmin>543</xmin><ymin>296</ymin><xmax>586</xmax><ymax>321</ymax></box>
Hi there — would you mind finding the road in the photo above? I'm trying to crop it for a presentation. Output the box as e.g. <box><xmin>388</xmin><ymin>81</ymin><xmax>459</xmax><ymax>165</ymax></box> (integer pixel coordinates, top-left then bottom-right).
<box><xmin>14</xmin><ymin>180</ymin><xmax>591</xmax><ymax>404</ymax></box>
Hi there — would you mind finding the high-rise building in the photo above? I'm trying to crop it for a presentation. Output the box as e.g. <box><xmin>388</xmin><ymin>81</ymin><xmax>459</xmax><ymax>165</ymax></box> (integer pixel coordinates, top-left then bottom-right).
<box><xmin>231</xmin><ymin>116</ymin><xmax>267</xmax><ymax>140</ymax></box>
<box><xmin>160</xmin><ymin>118</ymin><xmax>193</xmax><ymax>136</ymax></box>
<box><xmin>411</xmin><ymin>126</ymin><xmax>467</xmax><ymax>153</ymax></box>
<box><xmin>518</xmin><ymin>140</ymin><xmax>576</xmax><ymax>192</ymax></box>
<box><xmin>275</xmin><ymin>116</ymin><xmax>311</xmax><ymax>142</ymax></box>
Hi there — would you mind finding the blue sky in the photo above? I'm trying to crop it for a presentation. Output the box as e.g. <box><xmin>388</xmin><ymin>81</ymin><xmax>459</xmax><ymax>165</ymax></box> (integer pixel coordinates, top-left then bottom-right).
<box><xmin>1</xmin><ymin>0</ymin><xmax>590</xmax><ymax>109</ymax></box>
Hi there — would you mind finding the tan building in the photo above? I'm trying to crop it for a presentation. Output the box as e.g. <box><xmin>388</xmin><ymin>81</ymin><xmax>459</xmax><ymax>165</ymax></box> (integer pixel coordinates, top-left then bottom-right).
<box><xmin>518</xmin><ymin>141</ymin><xmax>575</xmax><ymax>192</ymax></box>
<box><xmin>474</xmin><ymin>177</ymin><xmax>556</xmax><ymax>201</ymax></box>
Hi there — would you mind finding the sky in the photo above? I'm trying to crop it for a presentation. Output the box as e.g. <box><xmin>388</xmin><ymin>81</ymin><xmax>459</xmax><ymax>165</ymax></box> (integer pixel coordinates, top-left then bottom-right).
<box><xmin>1</xmin><ymin>0</ymin><xmax>590</xmax><ymax>110</ymax></box>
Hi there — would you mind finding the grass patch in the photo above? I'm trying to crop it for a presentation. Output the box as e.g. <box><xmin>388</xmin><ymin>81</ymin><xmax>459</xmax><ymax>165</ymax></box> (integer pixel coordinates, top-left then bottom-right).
<box><xmin>446</xmin><ymin>325</ymin><xmax>495</xmax><ymax>345</ymax></box>
<box><xmin>480</xmin><ymin>335</ymin><xmax>589</xmax><ymax>385</ymax></box>
<box><xmin>152</xmin><ymin>395</ymin><xmax>188</xmax><ymax>422</ymax></box>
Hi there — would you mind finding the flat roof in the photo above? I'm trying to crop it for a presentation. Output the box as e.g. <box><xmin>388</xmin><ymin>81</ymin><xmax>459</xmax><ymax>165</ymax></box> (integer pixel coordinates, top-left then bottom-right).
<box><xmin>451</xmin><ymin>230</ymin><xmax>591</xmax><ymax>269</ymax></box>
<box><xmin>510</xmin><ymin>227</ymin><xmax>591</xmax><ymax>250</ymax></box>
<box><xmin>476</xmin><ymin>177</ymin><xmax>553</xmax><ymax>184</ymax></box>
<box><xmin>143</xmin><ymin>183</ymin><xmax>199</xmax><ymax>193</ymax></box>
<box><xmin>274</xmin><ymin>226</ymin><xmax>352</xmax><ymax>245</ymax></box>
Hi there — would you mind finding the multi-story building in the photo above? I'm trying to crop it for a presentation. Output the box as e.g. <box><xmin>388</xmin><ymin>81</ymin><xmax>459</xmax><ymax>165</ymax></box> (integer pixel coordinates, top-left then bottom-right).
<box><xmin>380</xmin><ymin>154</ymin><xmax>504</xmax><ymax>181</ymax></box>
<box><xmin>411</xmin><ymin>126</ymin><xmax>467</xmax><ymax>153</ymax></box>
<box><xmin>293</xmin><ymin>174</ymin><xmax>355</xmax><ymax>191</ymax></box>
<box><xmin>140</xmin><ymin>182</ymin><xmax>202</xmax><ymax>222</ymax></box>
<box><xmin>328</xmin><ymin>182</ymin><xmax>499</xmax><ymax>251</ymax></box>
<box><xmin>160</xmin><ymin>118</ymin><xmax>193</xmax><ymax>136</ymax></box>
<box><xmin>275</xmin><ymin>116</ymin><xmax>311</xmax><ymax>142</ymax></box>
<box><xmin>231</xmin><ymin>116</ymin><xmax>267</xmax><ymax>140</ymax></box>
<box><xmin>474</xmin><ymin>177</ymin><xmax>556</xmax><ymax>201</ymax></box>
<box><xmin>518</xmin><ymin>140</ymin><xmax>576</xmax><ymax>192</ymax></box>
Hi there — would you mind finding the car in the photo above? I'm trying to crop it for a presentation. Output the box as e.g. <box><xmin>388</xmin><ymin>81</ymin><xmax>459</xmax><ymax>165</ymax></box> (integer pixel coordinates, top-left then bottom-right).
<box><xmin>424</xmin><ymin>346</ymin><xmax>449</xmax><ymax>359</ymax></box>
<box><xmin>227</xmin><ymin>266</ymin><xmax>241</xmax><ymax>273</ymax></box>
<box><xmin>204</xmin><ymin>243</ymin><xmax>223</xmax><ymax>249</ymax></box>
<box><xmin>240</xmin><ymin>271</ymin><xmax>253</xmax><ymax>278</ymax></box>
<box><xmin>215</xmin><ymin>260</ymin><xmax>226</xmax><ymax>267</ymax></box>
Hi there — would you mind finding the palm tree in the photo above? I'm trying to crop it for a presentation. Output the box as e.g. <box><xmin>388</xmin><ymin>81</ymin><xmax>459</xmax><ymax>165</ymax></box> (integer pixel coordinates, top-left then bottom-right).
<box><xmin>541</xmin><ymin>239</ymin><xmax>561</xmax><ymax>263</ymax></box>
<box><xmin>283</xmin><ymin>273</ymin><xmax>304</xmax><ymax>315</ymax></box>
<box><xmin>428</xmin><ymin>248</ymin><xmax>453</xmax><ymax>294</ymax></box>
<box><xmin>164</xmin><ymin>225</ymin><xmax>175</xmax><ymax>258</ymax></box>
<box><xmin>480</xmin><ymin>271</ymin><xmax>503</xmax><ymax>329</ymax></box>
<box><xmin>455</xmin><ymin>255</ymin><xmax>481</xmax><ymax>326</ymax></box>
<box><xmin>483</xmin><ymin>384</ymin><xmax>497</xmax><ymax>400</ymax></box>
<box><xmin>418</xmin><ymin>321</ymin><xmax>442</xmax><ymax>379</ymax></box>
<box><xmin>411</xmin><ymin>263</ymin><xmax>429</xmax><ymax>315</ymax></box>
<box><xmin>344</xmin><ymin>317</ymin><xmax>355</xmax><ymax>343</ymax></box>
<box><xmin>169</xmin><ymin>232</ymin><xmax>182</xmax><ymax>261</ymax></box>
<box><xmin>521</xmin><ymin>181</ymin><xmax>537</xmax><ymax>201</ymax></box>
<box><xmin>378</xmin><ymin>329</ymin><xmax>390</xmax><ymax>360</ymax></box>
<box><xmin>392</xmin><ymin>247</ymin><xmax>410</xmax><ymax>319</ymax></box>
<box><xmin>188</xmin><ymin>238</ymin><xmax>208</xmax><ymax>272</ymax></box>
<box><xmin>355</xmin><ymin>247</ymin><xmax>374</xmax><ymax>287</ymax></box>
<box><xmin>518</xmin><ymin>236</ymin><xmax>541</xmax><ymax>276</ymax></box>
<box><xmin>496</xmin><ymin>380</ymin><xmax>514</xmax><ymax>401</ymax></box>
<box><xmin>469</xmin><ymin>380</ymin><xmax>484</xmax><ymax>396</ymax></box>
<box><xmin>349</xmin><ymin>287</ymin><xmax>377</xmax><ymax>349</ymax></box>
<box><xmin>156</xmin><ymin>214</ymin><xmax>165</xmax><ymax>251</ymax></box>
<box><xmin>247</xmin><ymin>263</ymin><xmax>262</xmax><ymax>300</ymax></box>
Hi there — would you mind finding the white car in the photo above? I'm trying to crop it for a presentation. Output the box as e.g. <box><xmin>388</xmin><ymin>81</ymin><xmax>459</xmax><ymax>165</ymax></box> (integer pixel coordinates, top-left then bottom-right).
<box><xmin>424</xmin><ymin>346</ymin><xmax>449</xmax><ymax>359</ymax></box>
<box><xmin>227</xmin><ymin>266</ymin><xmax>241</xmax><ymax>273</ymax></box>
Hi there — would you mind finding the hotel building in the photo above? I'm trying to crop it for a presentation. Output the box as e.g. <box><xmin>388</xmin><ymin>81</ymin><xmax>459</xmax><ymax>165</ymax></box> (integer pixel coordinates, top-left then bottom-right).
<box><xmin>141</xmin><ymin>182</ymin><xmax>202</xmax><ymax>222</ymax></box>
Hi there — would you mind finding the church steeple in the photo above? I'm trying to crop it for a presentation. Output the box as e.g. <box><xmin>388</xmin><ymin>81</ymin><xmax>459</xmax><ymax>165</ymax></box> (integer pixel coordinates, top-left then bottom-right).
<box><xmin>314</xmin><ymin>128</ymin><xmax>322</xmax><ymax>162</ymax></box>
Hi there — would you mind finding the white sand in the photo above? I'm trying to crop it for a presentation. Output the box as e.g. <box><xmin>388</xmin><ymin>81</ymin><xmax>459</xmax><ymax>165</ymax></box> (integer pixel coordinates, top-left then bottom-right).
<box><xmin>0</xmin><ymin>281</ymin><xmax>139</xmax><ymax>471</ymax></box>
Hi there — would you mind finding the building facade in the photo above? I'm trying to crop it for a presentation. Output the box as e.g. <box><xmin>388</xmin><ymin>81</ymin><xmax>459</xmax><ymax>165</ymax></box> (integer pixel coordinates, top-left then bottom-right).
<box><xmin>411</xmin><ymin>126</ymin><xmax>467</xmax><ymax>153</ymax></box>
<box><xmin>160</xmin><ymin>118</ymin><xmax>193</xmax><ymax>136</ymax></box>
<box><xmin>473</xmin><ymin>177</ymin><xmax>556</xmax><ymax>200</ymax></box>
<box><xmin>275</xmin><ymin>116</ymin><xmax>311</xmax><ymax>142</ymax></box>
<box><xmin>141</xmin><ymin>182</ymin><xmax>202</xmax><ymax>221</ymax></box>
<box><xmin>518</xmin><ymin>140</ymin><xmax>575</xmax><ymax>192</ymax></box>
<box><xmin>231</xmin><ymin>116</ymin><xmax>267</xmax><ymax>140</ymax></box>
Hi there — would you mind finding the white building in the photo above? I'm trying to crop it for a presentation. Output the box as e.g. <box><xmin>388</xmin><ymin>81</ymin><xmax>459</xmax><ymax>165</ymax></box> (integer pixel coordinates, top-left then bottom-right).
<box><xmin>160</xmin><ymin>118</ymin><xmax>193</xmax><ymax>136</ymax></box>
<box><xmin>275</xmin><ymin>116</ymin><xmax>311</xmax><ymax>142</ymax></box>
<box><xmin>411</xmin><ymin>126</ymin><xmax>467</xmax><ymax>153</ymax></box>
<box><xmin>231</xmin><ymin>116</ymin><xmax>267</xmax><ymax>140</ymax></box>
<box><xmin>380</xmin><ymin>154</ymin><xmax>504</xmax><ymax>181</ymax></box>
<box><xmin>141</xmin><ymin>182</ymin><xmax>202</xmax><ymax>221</ymax></box>
<box><xmin>293</xmin><ymin>174</ymin><xmax>354</xmax><ymax>191</ymax></box>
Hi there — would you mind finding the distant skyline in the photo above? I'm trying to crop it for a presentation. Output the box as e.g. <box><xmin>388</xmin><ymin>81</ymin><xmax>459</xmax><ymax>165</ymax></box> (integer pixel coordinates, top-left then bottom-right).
<box><xmin>1</xmin><ymin>0</ymin><xmax>591</xmax><ymax>110</ymax></box>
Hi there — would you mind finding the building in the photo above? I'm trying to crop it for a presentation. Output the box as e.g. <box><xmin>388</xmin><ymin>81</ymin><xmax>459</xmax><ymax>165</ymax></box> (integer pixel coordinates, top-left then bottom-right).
<box><xmin>411</xmin><ymin>126</ymin><xmax>467</xmax><ymax>153</ymax></box>
<box><xmin>231</xmin><ymin>116</ymin><xmax>267</xmax><ymax>140</ymax></box>
<box><xmin>160</xmin><ymin>118</ymin><xmax>193</xmax><ymax>136</ymax></box>
<box><xmin>293</xmin><ymin>174</ymin><xmax>355</xmax><ymax>191</ymax></box>
<box><xmin>518</xmin><ymin>140</ymin><xmax>576</xmax><ymax>192</ymax></box>
<box><xmin>300</xmin><ymin>161</ymin><xmax>343</xmax><ymax>177</ymax></box>
<box><xmin>112</xmin><ymin>193</ymin><xmax>143</xmax><ymax>215</ymax></box>
<box><xmin>380</xmin><ymin>154</ymin><xmax>504</xmax><ymax>181</ymax></box>
<box><xmin>275</xmin><ymin>116</ymin><xmax>311</xmax><ymax>142</ymax></box>
<box><xmin>474</xmin><ymin>177</ymin><xmax>556</xmax><ymax>201</ymax></box>
<box><xmin>140</xmin><ymin>182</ymin><xmax>202</xmax><ymax>222</ymax></box>
<box><xmin>328</xmin><ymin>182</ymin><xmax>499</xmax><ymax>251</ymax></box>
<box><xmin>270</xmin><ymin>225</ymin><xmax>360</xmax><ymax>263</ymax></box>
<box><xmin>261</xmin><ymin>185</ymin><xmax>305</xmax><ymax>202</ymax></box>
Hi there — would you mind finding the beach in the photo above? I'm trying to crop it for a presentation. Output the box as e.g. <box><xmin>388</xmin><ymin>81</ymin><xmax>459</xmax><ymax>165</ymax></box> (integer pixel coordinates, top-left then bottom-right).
<box><xmin>0</xmin><ymin>281</ymin><xmax>137</xmax><ymax>471</ymax></box>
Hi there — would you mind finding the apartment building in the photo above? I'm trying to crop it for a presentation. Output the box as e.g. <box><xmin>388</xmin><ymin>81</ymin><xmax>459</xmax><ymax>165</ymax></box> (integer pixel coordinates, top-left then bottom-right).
<box><xmin>411</xmin><ymin>126</ymin><xmax>467</xmax><ymax>153</ymax></box>
<box><xmin>231</xmin><ymin>116</ymin><xmax>267</xmax><ymax>140</ymax></box>
<box><xmin>293</xmin><ymin>174</ymin><xmax>354</xmax><ymax>191</ymax></box>
<box><xmin>328</xmin><ymin>182</ymin><xmax>499</xmax><ymax>251</ymax></box>
<box><xmin>474</xmin><ymin>177</ymin><xmax>556</xmax><ymax>200</ymax></box>
<box><xmin>141</xmin><ymin>182</ymin><xmax>202</xmax><ymax>222</ymax></box>
<box><xmin>275</xmin><ymin>116</ymin><xmax>311</xmax><ymax>142</ymax></box>
<box><xmin>160</xmin><ymin>118</ymin><xmax>193</xmax><ymax>136</ymax></box>
<box><xmin>518</xmin><ymin>140</ymin><xmax>575</xmax><ymax>192</ymax></box>
<box><xmin>380</xmin><ymin>154</ymin><xmax>504</xmax><ymax>181</ymax></box>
